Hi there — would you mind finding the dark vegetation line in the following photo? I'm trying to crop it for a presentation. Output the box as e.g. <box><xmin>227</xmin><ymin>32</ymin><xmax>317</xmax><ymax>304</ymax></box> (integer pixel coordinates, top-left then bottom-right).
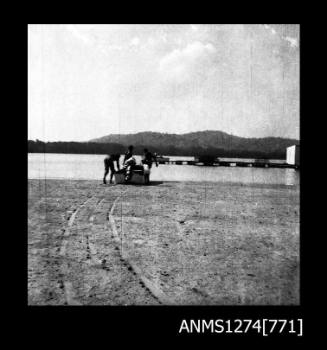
<box><xmin>28</xmin><ymin>140</ymin><xmax>287</xmax><ymax>159</ymax></box>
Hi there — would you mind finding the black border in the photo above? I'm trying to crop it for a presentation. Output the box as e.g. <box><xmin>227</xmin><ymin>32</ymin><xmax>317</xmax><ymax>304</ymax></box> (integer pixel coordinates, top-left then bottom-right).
<box><xmin>19</xmin><ymin>22</ymin><xmax>312</xmax><ymax>341</ymax></box>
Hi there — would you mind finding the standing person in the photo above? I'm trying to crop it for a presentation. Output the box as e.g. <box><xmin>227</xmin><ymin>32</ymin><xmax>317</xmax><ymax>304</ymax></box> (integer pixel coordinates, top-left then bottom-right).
<box><xmin>123</xmin><ymin>145</ymin><xmax>136</xmax><ymax>182</ymax></box>
<box><xmin>103</xmin><ymin>154</ymin><xmax>120</xmax><ymax>184</ymax></box>
<box><xmin>142</xmin><ymin>148</ymin><xmax>158</xmax><ymax>169</ymax></box>
<box><xmin>142</xmin><ymin>149</ymin><xmax>158</xmax><ymax>184</ymax></box>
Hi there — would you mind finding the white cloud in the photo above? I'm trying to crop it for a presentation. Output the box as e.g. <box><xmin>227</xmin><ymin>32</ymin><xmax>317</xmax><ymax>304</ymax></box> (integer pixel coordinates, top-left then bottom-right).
<box><xmin>159</xmin><ymin>41</ymin><xmax>216</xmax><ymax>85</ymax></box>
<box><xmin>67</xmin><ymin>25</ymin><xmax>91</xmax><ymax>44</ymax></box>
<box><xmin>147</xmin><ymin>37</ymin><xmax>155</xmax><ymax>46</ymax></box>
<box><xmin>106</xmin><ymin>44</ymin><xmax>124</xmax><ymax>51</ymax></box>
<box><xmin>190</xmin><ymin>24</ymin><xmax>198</xmax><ymax>32</ymax></box>
<box><xmin>130</xmin><ymin>37</ymin><xmax>140</xmax><ymax>46</ymax></box>
<box><xmin>284</xmin><ymin>36</ymin><xmax>298</xmax><ymax>48</ymax></box>
<box><xmin>264</xmin><ymin>24</ymin><xmax>298</xmax><ymax>48</ymax></box>
<box><xmin>264</xmin><ymin>24</ymin><xmax>276</xmax><ymax>35</ymax></box>
<box><xmin>159</xmin><ymin>41</ymin><xmax>216</xmax><ymax>81</ymax></box>
<box><xmin>160</xmin><ymin>33</ymin><xmax>168</xmax><ymax>42</ymax></box>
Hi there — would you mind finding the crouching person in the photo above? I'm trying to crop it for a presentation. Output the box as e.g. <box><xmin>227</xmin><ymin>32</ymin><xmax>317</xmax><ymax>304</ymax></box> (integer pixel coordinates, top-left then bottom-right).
<box><xmin>103</xmin><ymin>154</ymin><xmax>120</xmax><ymax>184</ymax></box>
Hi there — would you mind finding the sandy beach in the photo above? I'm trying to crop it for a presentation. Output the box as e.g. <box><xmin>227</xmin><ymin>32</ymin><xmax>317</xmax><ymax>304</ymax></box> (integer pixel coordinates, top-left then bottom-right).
<box><xmin>28</xmin><ymin>179</ymin><xmax>299</xmax><ymax>305</ymax></box>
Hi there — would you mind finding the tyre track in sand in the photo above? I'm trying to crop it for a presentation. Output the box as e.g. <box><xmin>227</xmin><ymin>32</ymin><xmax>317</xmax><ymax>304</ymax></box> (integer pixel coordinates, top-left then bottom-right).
<box><xmin>108</xmin><ymin>195</ymin><xmax>174</xmax><ymax>305</ymax></box>
<box><xmin>58</xmin><ymin>191</ymin><xmax>160</xmax><ymax>305</ymax></box>
<box><xmin>59</xmin><ymin>196</ymin><xmax>96</xmax><ymax>305</ymax></box>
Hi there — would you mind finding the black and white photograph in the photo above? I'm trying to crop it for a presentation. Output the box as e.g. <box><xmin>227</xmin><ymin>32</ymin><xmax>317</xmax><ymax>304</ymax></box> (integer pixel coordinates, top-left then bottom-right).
<box><xmin>28</xmin><ymin>24</ymin><xmax>300</xmax><ymax>307</ymax></box>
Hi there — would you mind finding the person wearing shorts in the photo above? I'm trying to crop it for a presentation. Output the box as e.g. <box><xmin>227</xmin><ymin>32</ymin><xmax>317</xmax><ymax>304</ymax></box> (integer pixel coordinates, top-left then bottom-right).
<box><xmin>103</xmin><ymin>154</ymin><xmax>120</xmax><ymax>184</ymax></box>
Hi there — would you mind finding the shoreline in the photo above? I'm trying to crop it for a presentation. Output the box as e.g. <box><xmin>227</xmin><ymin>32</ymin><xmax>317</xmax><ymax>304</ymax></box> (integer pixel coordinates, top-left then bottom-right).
<box><xmin>28</xmin><ymin>177</ymin><xmax>299</xmax><ymax>189</ymax></box>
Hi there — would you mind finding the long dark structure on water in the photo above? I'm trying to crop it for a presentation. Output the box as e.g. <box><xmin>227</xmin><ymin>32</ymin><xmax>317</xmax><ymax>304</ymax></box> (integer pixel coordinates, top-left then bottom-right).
<box><xmin>157</xmin><ymin>156</ymin><xmax>299</xmax><ymax>169</ymax></box>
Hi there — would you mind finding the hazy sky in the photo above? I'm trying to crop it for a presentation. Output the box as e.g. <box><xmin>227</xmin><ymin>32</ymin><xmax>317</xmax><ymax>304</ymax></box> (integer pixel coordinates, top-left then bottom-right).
<box><xmin>28</xmin><ymin>24</ymin><xmax>299</xmax><ymax>141</ymax></box>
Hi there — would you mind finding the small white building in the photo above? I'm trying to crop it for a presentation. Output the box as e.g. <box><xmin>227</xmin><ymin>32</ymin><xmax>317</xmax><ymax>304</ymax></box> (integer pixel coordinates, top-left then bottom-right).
<box><xmin>286</xmin><ymin>145</ymin><xmax>300</xmax><ymax>166</ymax></box>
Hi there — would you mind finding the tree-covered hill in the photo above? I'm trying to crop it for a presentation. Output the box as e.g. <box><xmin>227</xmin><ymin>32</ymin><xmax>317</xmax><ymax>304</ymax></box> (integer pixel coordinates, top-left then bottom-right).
<box><xmin>28</xmin><ymin>131</ymin><xmax>299</xmax><ymax>159</ymax></box>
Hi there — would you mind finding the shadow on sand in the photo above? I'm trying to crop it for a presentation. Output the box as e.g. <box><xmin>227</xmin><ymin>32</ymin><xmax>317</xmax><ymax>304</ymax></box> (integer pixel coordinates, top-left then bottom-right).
<box><xmin>118</xmin><ymin>181</ymin><xmax>164</xmax><ymax>187</ymax></box>
<box><xmin>101</xmin><ymin>181</ymin><xmax>164</xmax><ymax>187</ymax></box>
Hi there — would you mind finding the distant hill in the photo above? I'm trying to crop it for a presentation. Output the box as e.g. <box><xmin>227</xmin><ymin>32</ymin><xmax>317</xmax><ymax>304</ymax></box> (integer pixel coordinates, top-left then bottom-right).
<box><xmin>89</xmin><ymin>131</ymin><xmax>299</xmax><ymax>158</ymax></box>
<box><xmin>28</xmin><ymin>131</ymin><xmax>299</xmax><ymax>159</ymax></box>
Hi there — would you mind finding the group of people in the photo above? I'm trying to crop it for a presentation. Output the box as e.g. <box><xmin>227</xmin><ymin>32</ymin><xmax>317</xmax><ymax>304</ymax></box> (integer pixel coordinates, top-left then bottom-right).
<box><xmin>103</xmin><ymin>145</ymin><xmax>158</xmax><ymax>184</ymax></box>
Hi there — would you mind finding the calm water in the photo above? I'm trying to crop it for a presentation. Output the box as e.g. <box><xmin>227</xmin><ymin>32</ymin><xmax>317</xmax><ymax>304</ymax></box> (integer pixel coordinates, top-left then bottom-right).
<box><xmin>28</xmin><ymin>153</ymin><xmax>299</xmax><ymax>186</ymax></box>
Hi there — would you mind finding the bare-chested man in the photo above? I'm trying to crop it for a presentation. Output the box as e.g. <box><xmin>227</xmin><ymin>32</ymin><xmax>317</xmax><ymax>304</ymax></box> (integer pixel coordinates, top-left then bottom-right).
<box><xmin>103</xmin><ymin>154</ymin><xmax>120</xmax><ymax>184</ymax></box>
